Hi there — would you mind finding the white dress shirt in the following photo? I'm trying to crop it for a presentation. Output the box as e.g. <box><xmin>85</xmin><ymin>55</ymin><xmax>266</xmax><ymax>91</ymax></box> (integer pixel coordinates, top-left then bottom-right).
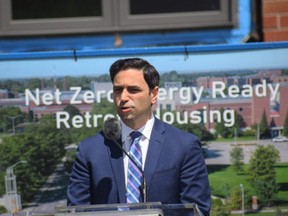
<box><xmin>121</xmin><ymin>115</ymin><xmax>155</xmax><ymax>187</ymax></box>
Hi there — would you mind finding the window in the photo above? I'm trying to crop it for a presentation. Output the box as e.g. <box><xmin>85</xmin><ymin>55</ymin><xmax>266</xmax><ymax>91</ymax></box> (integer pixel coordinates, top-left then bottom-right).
<box><xmin>119</xmin><ymin>0</ymin><xmax>236</xmax><ymax>31</ymax></box>
<box><xmin>0</xmin><ymin>0</ymin><xmax>113</xmax><ymax>35</ymax></box>
<box><xmin>11</xmin><ymin>0</ymin><xmax>102</xmax><ymax>19</ymax></box>
<box><xmin>0</xmin><ymin>0</ymin><xmax>237</xmax><ymax>36</ymax></box>
<box><xmin>130</xmin><ymin>0</ymin><xmax>220</xmax><ymax>14</ymax></box>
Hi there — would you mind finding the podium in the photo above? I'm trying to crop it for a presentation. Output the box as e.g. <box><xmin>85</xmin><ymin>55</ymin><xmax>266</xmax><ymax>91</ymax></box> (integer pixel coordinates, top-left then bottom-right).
<box><xmin>52</xmin><ymin>202</ymin><xmax>203</xmax><ymax>216</ymax></box>
<box><xmin>19</xmin><ymin>203</ymin><xmax>203</xmax><ymax>216</ymax></box>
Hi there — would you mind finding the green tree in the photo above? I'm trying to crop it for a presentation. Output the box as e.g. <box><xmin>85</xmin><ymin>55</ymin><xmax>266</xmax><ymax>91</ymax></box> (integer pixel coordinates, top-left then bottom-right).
<box><xmin>228</xmin><ymin>186</ymin><xmax>242</xmax><ymax>210</ymax></box>
<box><xmin>92</xmin><ymin>98</ymin><xmax>116</xmax><ymax>116</ymax></box>
<box><xmin>0</xmin><ymin>134</ymin><xmax>37</xmax><ymax>199</ymax></box>
<box><xmin>276</xmin><ymin>208</ymin><xmax>288</xmax><ymax>216</ymax></box>
<box><xmin>230</xmin><ymin>145</ymin><xmax>244</xmax><ymax>174</ymax></box>
<box><xmin>215</xmin><ymin>108</ymin><xmax>232</xmax><ymax>138</ymax></box>
<box><xmin>62</xmin><ymin>104</ymin><xmax>82</xmax><ymax>130</ymax></box>
<box><xmin>28</xmin><ymin>110</ymin><xmax>34</xmax><ymax>122</ymax></box>
<box><xmin>248</xmin><ymin>145</ymin><xmax>280</xmax><ymax>205</ymax></box>
<box><xmin>211</xmin><ymin>198</ymin><xmax>231</xmax><ymax>216</ymax></box>
<box><xmin>283</xmin><ymin>111</ymin><xmax>288</xmax><ymax>137</ymax></box>
<box><xmin>173</xmin><ymin>120</ymin><xmax>214</xmax><ymax>141</ymax></box>
<box><xmin>68</xmin><ymin>98</ymin><xmax>116</xmax><ymax>143</ymax></box>
<box><xmin>232</xmin><ymin>112</ymin><xmax>245</xmax><ymax>137</ymax></box>
<box><xmin>259</xmin><ymin>110</ymin><xmax>270</xmax><ymax>139</ymax></box>
<box><xmin>97</xmin><ymin>74</ymin><xmax>110</xmax><ymax>82</ymax></box>
<box><xmin>63</xmin><ymin>104</ymin><xmax>81</xmax><ymax>117</ymax></box>
<box><xmin>227</xmin><ymin>185</ymin><xmax>250</xmax><ymax>212</ymax></box>
<box><xmin>0</xmin><ymin>79</ymin><xmax>26</xmax><ymax>93</ymax></box>
<box><xmin>27</xmin><ymin>78</ymin><xmax>41</xmax><ymax>89</ymax></box>
<box><xmin>0</xmin><ymin>115</ymin><xmax>68</xmax><ymax>201</ymax></box>
<box><xmin>64</xmin><ymin>149</ymin><xmax>77</xmax><ymax>174</ymax></box>
<box><xmin>0</xmin><ymin>205</ymin><xmax>7</xmax><ymax>214</ymax></box>
<box><xmin>0</xmin><ymin>107</ymin><xmax>25</xmax><ymax>133</ymax></box>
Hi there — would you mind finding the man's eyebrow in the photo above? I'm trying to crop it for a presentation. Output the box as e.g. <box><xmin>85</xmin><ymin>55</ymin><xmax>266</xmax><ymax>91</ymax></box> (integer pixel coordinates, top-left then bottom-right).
<box><xmin>127</xmin><ymin>85</ymin><xmax>141</xmax><ymax>88</ymax></box>
<box><xmin>113</xmin><ymin>85</ymin><xmax>140</xmax><ymax>88</ymax></box>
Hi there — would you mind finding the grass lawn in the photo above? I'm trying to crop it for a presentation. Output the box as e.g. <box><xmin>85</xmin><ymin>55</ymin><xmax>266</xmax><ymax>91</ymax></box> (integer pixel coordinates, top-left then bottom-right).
<box><xmin>208</xmin><ymin>163</ymin><xmax>288</xmax><ymax>206</ymax></box>
<box><xmin>214</xmin><ymin>136</ymin><xmax>257</xmax><ymax>142</ymax></box>
<box><xmin>235</xmin><ymin>213</ymin><xmax>277</xmax><ymax>216</ymax></box>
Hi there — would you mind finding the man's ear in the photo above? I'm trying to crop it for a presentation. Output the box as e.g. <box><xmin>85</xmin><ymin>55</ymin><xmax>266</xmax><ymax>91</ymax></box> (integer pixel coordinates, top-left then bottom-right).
<box><xmin>150</xmin><ymin>86</ymin><xmax>159</xmax><ymax>105</ymax></box>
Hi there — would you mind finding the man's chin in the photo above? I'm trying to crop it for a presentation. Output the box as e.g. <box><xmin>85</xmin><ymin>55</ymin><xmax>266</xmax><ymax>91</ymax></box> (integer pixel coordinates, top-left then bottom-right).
<box><xmin>118</xmin><ymin>113</ymin><xmax>134</xmax><ymax>121</ymax></box>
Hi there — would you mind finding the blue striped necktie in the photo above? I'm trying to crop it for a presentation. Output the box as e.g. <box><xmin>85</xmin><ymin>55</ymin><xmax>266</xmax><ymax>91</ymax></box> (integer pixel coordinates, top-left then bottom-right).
<box><xmin>127</xmin><ymin>131</ymin><xmax>143</xmax><ymax>203</ymax></box>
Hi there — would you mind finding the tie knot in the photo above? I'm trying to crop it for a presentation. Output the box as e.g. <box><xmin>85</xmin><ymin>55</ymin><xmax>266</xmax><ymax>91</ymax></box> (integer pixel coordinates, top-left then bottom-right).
<box><xmin>130</xmin><ymin>131</ymin><xmax>142</xmax><ymax>142</ymax></box>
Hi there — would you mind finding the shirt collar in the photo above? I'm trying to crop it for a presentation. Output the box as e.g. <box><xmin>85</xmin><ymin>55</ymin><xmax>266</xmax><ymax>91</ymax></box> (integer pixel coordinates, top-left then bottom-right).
<box><xmin>121</xmin><ymin>114</ymin><xmax>155</xmax><ymax>142</ymax></box>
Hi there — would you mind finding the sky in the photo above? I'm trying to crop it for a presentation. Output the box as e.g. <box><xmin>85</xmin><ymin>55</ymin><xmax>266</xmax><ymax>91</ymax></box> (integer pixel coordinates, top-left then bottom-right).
<box><xmin>1</xmin><ymin>47</ymin><xmax>288</xmax><ymax>79</ymax></box>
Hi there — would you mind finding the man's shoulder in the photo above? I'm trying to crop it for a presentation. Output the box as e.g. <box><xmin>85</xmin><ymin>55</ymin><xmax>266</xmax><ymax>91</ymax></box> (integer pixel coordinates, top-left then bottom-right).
<box><xmin>78</xmin><ymin>131</ymin><xmax>106</xmax><ymax>148</ymax></box>
<box><xmin>75</xmin><ymin>131</ymin><xmax>112</xmax><ymax>161</ymax></box>
<box><xmin>154</xmin><ymin>118</ymin><xmax>199</xmax><ymax>140</ymax></box>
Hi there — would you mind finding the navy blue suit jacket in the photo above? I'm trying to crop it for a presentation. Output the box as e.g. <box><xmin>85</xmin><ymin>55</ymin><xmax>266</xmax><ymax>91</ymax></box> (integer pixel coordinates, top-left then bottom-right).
<box><xmin>67</xmin><ymin>118</ymin><xmax>211</xmax><ymax>215</ymax></box>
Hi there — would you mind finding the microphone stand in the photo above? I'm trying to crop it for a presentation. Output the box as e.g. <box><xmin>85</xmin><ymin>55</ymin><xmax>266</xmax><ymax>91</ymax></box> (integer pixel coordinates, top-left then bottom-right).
<box><xmin>112</xmin><ymin>138</ymin><xmax>147</xmax><ymax>203</ymax></box>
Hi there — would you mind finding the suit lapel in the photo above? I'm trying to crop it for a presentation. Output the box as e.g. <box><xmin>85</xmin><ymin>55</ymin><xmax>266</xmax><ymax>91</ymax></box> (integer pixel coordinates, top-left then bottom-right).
<box><xmin>107</xmin><ymin>138</ymin><xmax>127</xmax><ymax>203</ymax></box>
<box><xmin>106</xmin><ymin>119</ymin><xmax>166</xmax><ymax>203</ymax></box>
<box><xmin>144</xmin><ymin>119</ymin><xmax>165</xmax><ymax>194</ymax></box>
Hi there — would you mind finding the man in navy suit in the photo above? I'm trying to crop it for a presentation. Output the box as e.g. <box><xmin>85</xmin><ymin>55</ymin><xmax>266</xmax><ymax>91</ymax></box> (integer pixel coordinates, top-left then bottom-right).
<box><xmin>67</xmin><ymin>58</ymin><xmax>211</xmax><ymax>215</ymax></box>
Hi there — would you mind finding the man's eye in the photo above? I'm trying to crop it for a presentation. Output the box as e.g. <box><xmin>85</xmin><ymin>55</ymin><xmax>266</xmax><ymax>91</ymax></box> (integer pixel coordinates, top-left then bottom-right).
<box><xmin>113</xmin><ymin>88</ymin><xmax>122</xmax><ymax>93</ymax></box>
<box><xmin>128</xmin><ymin>88</ymin><xmax>141</xmax><ymax>93</ymax></box>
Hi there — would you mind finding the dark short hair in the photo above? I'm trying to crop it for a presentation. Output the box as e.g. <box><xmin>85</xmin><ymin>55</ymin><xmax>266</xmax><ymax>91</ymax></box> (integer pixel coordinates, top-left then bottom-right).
<box><xmin>109</xmin><ymin>58</ymin><xmax>160</xmax><ymax>90</ymax></box>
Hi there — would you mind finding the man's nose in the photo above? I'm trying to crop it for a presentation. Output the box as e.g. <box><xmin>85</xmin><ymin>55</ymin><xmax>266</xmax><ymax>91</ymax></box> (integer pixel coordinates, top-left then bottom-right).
<box><xmin>120</xmin><ymin>89</ymin><xmax>129</xmax><ymax>101</ymax></box>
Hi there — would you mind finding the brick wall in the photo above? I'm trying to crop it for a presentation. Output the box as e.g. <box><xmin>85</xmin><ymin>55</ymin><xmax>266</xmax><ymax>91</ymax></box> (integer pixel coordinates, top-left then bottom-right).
<box><xmin>262</xmin><ymin>0</ymin><xmax>288</xmax><ymax>41</ymax></box>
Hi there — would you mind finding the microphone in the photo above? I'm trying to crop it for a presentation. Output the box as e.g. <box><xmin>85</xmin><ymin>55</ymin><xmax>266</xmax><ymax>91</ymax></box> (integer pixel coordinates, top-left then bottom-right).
<box><xmin>103</xmin><ymin>117</ymin><xmax>148</xmax><ymax>203</ymax></box>
<box><xmin>103</xmin><ymin>117</ymin><xmax>122</xmax><ymax>140</ymax></box>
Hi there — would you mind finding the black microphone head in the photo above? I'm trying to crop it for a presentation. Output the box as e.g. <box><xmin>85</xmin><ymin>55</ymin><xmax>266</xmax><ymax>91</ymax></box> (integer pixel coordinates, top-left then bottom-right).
<box><xmin>103</xmin><ymin>117</ymin><xmax>122</xmax><ymax>140</ymax></box>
